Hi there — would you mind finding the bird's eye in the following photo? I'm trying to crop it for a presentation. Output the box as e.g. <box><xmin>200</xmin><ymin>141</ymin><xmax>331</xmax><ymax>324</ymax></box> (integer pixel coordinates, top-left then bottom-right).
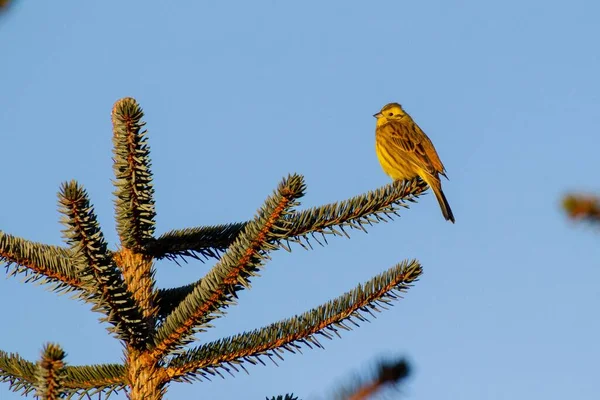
<box><xmin>388</xmin><ymin>112</ymin><xmax>394</xmax><ymax>116</ymax></box>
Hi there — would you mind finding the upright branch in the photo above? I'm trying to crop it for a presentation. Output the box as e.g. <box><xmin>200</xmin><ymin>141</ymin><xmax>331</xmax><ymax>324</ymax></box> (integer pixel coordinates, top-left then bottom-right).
<box><xmin>112</xmin><ymin>97</ymin><xmax>156</xmax><ymax>251</ymax></box>
<box><xmin>58</xmin><ymin>180</ymin><xmax>148</xmax><ymax>345</ymax></box>
<box><xmin>35</xmin><ymin>344</ymin><xmax>67</xmax><ymax>400</ymax></box>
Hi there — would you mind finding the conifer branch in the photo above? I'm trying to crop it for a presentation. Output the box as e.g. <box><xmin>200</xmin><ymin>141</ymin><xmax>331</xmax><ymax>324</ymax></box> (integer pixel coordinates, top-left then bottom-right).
<box><xmin>0</xmin><ymin>349</ymin><xmax>125</xmax><ymax>400</ymax></box>
<box><xmin>62</xmin><ymin>364</ymin><xmax>126</xmax><ymax>397</ymax></box>
<box><xmin>153</xmin><ymin>179</ymin><xmax>427</xmax><ymax>318</ymax></box>
<box><xmin>267</xmin><ymin>395</ymin><xmax>299</xmax><ymax>400</ymax></box>
<box><xmin>165</xmin><ymin>260</ymin><xmax>421</xmax><ymax>382</ymax></box>
<box><xmin>156</xmin><ymin>283</ymin><xmax>196</xmax><ymax>321</ymax></box>
<box><xmin>1</xmin><ymin>96</ymin><xmax>431</xmax><ymax>399</ymax></box>
<box><xmin>58</xmin><ymin>180</ymin><xmax>148</xmax><ymax>346</ymax></box>
<box><xmin>0</xmin><ymin>350</ymin><xmax>37</xmax><ymax>397</ymax></box>
<box><xmin>563</xmin><ymin>193</ymin><xmax>600</xmax><ymax>223</ymax></box>
<box><xmin>146</xmin><ymin>179</ymin><xmax>427</xmax><ymax>262</ymax></box>
<box><xmin>0</xmin><ymin>0</ymin><xmax>11</xmax><ymax>12</ymax></box>
<box><xmin>285</xmin><ymin>179</ymin><xmax>427</xmax><ymax>247</ymax></box>
<box><xmin>152</xmin><ymin>175</ymin><xmax>306</xmax><ymax>359</ymax></box>
<box><xmin>0</xmin><ymin>231</ymin><xmax>84</xmax><ymax>292</ymax></box>
<box><xmin>35</xmin><ymin>343</ymin><xmax>67</xmax><ymax>400</ymax></box>
<box><xmin>112</xmin><ymin>97</ymin><xmax>156</xmax><ymax>251</ymax></box>
<box><xmin>146</xmin><ymin>223</ymin><xmax>245</xmax><ymax>262</ymax></box>
<box><xmin>337</xmin><ymin>358</ymin><xmax>410</xmax><ymax>400</ymax></box>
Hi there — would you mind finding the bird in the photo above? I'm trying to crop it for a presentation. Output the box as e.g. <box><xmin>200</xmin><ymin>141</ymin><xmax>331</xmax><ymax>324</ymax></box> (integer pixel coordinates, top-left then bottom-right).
<box><xmin>374</xmin><ymin>102</ymin><xmax>455</xmax><ymax>223</ymax></box>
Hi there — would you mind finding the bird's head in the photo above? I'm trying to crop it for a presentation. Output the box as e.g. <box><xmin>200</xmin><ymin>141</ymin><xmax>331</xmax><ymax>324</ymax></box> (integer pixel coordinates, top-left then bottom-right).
<box><xmin>373</xmin><ymin>103</ymin><xmax>406</xmax><ymax>127</ymax></box>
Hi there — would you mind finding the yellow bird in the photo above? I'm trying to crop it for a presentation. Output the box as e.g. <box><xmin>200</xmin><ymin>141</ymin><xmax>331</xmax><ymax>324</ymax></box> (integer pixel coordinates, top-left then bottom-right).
<box><xmin>374</xmin><ymin>102</ymin><xmax>455</xmax><ymax>223</ymax></box>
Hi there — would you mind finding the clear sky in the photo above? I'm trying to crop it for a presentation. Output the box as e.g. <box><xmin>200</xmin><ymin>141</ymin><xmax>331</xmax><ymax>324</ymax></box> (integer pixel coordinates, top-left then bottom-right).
<box><xmin>1</xmin><ymin>1</ymin><xmax>600</xmax><ymax>399</ymax></box>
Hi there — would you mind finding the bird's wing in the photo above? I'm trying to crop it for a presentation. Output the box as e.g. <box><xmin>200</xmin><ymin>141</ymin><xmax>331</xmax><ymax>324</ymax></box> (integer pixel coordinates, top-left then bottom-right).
<box><xmin>383</xmin><ymin>120</ymin><xmax>447</xmax><ymax>178</ymax></box>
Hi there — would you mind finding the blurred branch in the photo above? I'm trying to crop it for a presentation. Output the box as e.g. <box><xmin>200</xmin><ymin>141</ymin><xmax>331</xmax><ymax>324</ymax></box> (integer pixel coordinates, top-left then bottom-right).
<box><xmin>563</xmin><ymin>193</ymin><xmax>600</xmax><ymax>223</ymax></box>
<box><xmin>334</xmin><ymin>357</ymin><xmax>411</xmax><ymax>400</ymax></box>
<box><xmin>0</xmin><ymin>0</ymin><xmax>12</xmax><ymax>13</ymax></box>
<box><xmin>266</xmin><ymin>395</ymin><xmax>299</xmax><ymax>400</ymax></box>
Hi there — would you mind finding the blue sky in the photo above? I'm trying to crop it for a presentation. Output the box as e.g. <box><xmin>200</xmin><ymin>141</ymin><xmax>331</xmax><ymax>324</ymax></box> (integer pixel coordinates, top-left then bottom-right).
<box><xmin>1</xmin><ymin>1</ymin><xmax>600</xmax><ymax>399</ymax></box>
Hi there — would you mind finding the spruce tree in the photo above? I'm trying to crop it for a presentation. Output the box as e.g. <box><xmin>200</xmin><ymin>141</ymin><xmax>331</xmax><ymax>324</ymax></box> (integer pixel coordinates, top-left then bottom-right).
<box><xmin>0</xmin><ymin>98</ymin><xmax>428</xmax><ymax>399</ymax></box>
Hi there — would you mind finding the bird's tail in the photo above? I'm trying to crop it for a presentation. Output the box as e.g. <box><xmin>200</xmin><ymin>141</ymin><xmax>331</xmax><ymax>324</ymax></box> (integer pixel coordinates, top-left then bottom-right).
<box><xmin>428</xmin><ymin>178</ymin><xmax>455</xmax><ymax>223</ymax></box>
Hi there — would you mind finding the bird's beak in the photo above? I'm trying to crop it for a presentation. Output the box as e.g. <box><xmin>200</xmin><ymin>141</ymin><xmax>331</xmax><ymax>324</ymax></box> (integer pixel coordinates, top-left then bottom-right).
<box><xmin>373</xmin><ymin>112</ymin><xmax>382</xmax><ymax>118</ymax></box>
